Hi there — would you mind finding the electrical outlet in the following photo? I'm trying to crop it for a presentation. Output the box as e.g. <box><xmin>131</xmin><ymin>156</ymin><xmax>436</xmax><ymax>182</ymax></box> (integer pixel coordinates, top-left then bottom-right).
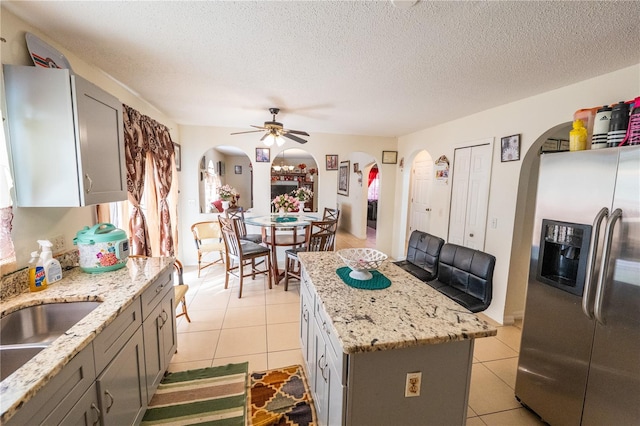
<box><xmin>405</xmin><ymin>372</ymin><xmax>422</xmax><ymax>397</ymax></box>
<box><xmin>51</xmin><ymin>235</ymin><xmax>65</xmax><ymax>254</ymax></box>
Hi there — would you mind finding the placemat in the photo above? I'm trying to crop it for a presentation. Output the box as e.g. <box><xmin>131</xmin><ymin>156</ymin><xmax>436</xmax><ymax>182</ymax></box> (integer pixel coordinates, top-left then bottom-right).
<box><xmin>336</xmin><ymin>267</ymin><xmax>391</xmax><ymax>290</ymax></box>
<box><xmin>274</xmin><ymin>216</ymin><xmax>297</xmax><ymax>223</ymax></box>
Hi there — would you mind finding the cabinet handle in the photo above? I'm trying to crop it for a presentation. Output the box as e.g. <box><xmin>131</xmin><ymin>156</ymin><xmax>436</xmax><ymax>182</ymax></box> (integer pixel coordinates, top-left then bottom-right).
<box><xmin>469</xmin><ymin>233</ymin><xmax>474</xmax><ymax>237</ymax></box>
<box><xmin>161</xmin><ymin>310</ymin><xmax>168</xmax><ymax>325</ymax></box>
<box><xmin>322</xmin><ymin>321</ymin><xmax>330</xmax><ymax>336</ymax></box>
<box><xmin>85</xmin><ymin>174</ymin><xmax>93</xmax><ymax>193</ymax></box>
<box><xmin>156</xmin><ymin>283</ymin><xmax>165</xmax><ymax>293</ymax></box>
<box><xmin>303</xmin><ymin>308</ymin><xmax>308</xmax><ymax>322</ymax></box>
<box><xmin>90</xmin><ymin>403</ymin><xmax>101</xmax><ymax>426</ymax></box>
<box><xmin>426</xmin><ymin>208</ymin><xmax>432</xmax><ymax>212</ymax></box>
<box><xmin>104</xmin><ymin>390</ymin><xmax>115</xmax><ymax>413</ymax></box>
<box><xmin>318</xmin><ymin>353</ymin><xmax>328</xmax><ymax>382</ymax></box>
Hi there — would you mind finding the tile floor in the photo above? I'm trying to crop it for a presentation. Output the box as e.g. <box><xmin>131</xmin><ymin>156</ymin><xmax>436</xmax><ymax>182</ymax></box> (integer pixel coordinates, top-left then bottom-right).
<box><xmin>170</xmin><ymin>230</ymin><xmax>545</xmax><ymax>426</ymax></box>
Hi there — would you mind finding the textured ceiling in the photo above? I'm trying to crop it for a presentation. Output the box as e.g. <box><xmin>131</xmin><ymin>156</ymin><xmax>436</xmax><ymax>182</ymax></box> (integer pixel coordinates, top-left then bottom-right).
<box><xmin>4</xmin><ymin>1</ymin><xmax>639</xmax><ymax>138</ymax></box>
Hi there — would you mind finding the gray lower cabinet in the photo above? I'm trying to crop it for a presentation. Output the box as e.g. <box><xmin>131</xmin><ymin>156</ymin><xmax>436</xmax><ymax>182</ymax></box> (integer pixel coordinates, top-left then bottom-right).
<box><xmin>96</xmin><ymin>327</ymin><xmax>146</xmax><ymax>425</ymax></box>
<box><xmin>6</xmin><ymin>345</ymin><xmax>97</xmax><ymax>425</ymax></box>
<box><xmin>58</xmin><ymin>383</ymin><xmax>101</xmax><ymax>426</ymax></box>
<box><xmin>300</xmin><ymin>266</ymin><xmax>474</xmax><ymax>426</ymax></box>
<box><xmin>5</xmin><ymin>266</ymin><xmax>177</xmax><ymax>425</ymax></box>
<box><xmin>142</xmin><ymin>281</ymin><xmax>177</xmax><ymax>401</ymax></box>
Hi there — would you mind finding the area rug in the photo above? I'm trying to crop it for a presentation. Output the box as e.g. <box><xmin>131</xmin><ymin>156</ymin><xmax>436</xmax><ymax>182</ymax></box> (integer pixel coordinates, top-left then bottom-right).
<box><xmin>141</xmin><ymin>362</ymin><xmax>248</xmax><ymax>425</ymax></box>
<box><xmin>249</xmin><ymin>364</ymin><xmax>316</xmax><ymax>426</ymax></box>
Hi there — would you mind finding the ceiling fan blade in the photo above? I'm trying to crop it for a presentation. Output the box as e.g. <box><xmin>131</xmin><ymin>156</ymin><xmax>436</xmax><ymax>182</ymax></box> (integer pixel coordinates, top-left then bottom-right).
<box><xmin>283</xmin><ymin>128</ymin><xmax>310</xmax><ymax>136</ymax></box>
<box><xmin>282</xmin><ymin>133</ymin><xmax>307</xmax><ymax>144</ymax></box>
<box><xmin>260</xmin><ymin>132</ymin><xmax>270</xmax><ymax>141</ymax></box>
<box><xmin>250</xmin><ymin>125</ymin><xmax>267</xmax><ymax>130</ymax></box>
<box><xmin>230</xmin><ymin>129</ymin><xmax>264</xmax><ymax>135</ymax></box>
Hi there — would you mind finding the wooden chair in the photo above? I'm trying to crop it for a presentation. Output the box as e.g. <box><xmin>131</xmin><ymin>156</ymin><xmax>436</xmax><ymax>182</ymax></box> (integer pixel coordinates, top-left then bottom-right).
<box><xmin>191</xmin><ymin>221</ymin><xmax>225</xmax><ymax>277</ymax></box>
<box><xmin>322</xmin><ymin>207</ymin><xmax>340</xmax><ymax>249</ymax></box>
<box><xmin>129</xmin><ymin>256</ymin><xmax>191</xmax><ymax>322</ymax></box>
<box><xmin>225</xmin><ymin>207</ymin><xmax>262</xmax><ymax>243</ymax></box>
<box><xmin>219</xmin><ymin>216</ymin><xmax>272</xmax><ymax>298</ymax></box>
<box><xmin>283</xmin><ymin>218</ymin><xmax>338</xmax><ymax>290</ymax></box>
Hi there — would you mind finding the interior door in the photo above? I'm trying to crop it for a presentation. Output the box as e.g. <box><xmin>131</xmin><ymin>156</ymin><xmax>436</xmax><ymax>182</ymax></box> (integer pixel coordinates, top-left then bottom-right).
<box><xmin>410</xmin><ymin>154</ymin><xmax>433</xmax><ymax>233</ymax></box>
<box><xmin>448</xmin><ymin>143</ymin><xmax>492</xmax><ymax>249</ymax></box>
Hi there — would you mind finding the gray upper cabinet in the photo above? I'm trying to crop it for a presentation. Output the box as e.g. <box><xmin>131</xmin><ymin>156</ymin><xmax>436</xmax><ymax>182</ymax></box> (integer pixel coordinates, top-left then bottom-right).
<box><xmin>3</xmin><ymin>65</ymin><xmax>126</xmax><ymax>207</ymax></box>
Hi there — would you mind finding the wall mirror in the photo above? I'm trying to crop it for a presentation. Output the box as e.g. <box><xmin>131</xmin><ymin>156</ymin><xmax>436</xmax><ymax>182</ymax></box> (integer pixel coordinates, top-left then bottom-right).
<box><xmin>270</xmin><ymin>148</ymin><xmax>318</xmax><ymax>212</ymax></box>
<box><xmin>199</xmin><ymin>145</ymin><xmax>253</xmax><ymax>213</ymax></box>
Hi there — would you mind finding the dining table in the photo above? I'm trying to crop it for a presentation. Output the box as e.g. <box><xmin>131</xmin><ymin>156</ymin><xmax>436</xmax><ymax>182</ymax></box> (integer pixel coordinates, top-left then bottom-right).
<box><xmin>244</xmin><ymin>213</ymin><xmax>320</xmax><ymax>283</ymax></box>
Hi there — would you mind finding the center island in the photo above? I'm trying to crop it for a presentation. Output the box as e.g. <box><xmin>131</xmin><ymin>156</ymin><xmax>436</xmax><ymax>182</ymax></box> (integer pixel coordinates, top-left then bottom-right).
<box><xmin>297</xmin><ymin>251</ymin><xmax>497</xmax><ymax>426</ymax></box>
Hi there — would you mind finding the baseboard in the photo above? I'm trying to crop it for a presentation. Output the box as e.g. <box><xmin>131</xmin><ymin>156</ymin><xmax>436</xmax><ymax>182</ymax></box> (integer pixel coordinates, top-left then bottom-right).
<box><xmin>503</xmin><ymin>310</ymin><xmax>524</xmax><ymax>325</ymax></box>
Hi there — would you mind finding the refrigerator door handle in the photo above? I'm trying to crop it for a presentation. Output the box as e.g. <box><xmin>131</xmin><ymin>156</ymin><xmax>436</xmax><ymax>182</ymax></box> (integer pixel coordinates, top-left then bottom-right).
<box><xmin>594</xmin><ymin>208</ymin><xmax>623</xmax><ymax>325</ymax></box>
<box><xmin>582</xmin><ymin>207</ymin><xmax>609</xmax><ymax>319</ymax></box>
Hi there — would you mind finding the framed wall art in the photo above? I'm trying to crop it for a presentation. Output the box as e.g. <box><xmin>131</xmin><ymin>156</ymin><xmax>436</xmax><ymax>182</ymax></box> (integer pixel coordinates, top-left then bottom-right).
<box><xmin>338</xmin><ymin>160</ymin><xmax>350</xmax><ymax>196</ymax></box>
<box><xmin>501</xmin><ymin>134</ymin><xmax>521</xmax><ymax>162</ymax></box>
<box><xmin>234</xmin><ymin>165</ymin><xmax>242</xmax><ymax>174</ymax></box>
<box><xmin>256</xmin><ymin>147</ymin><xmax>270</xmax><ymax>163</ymax></box>
<box><xmin>382</xmin><ymin>150</ymin><xmax>398</xmax><ymax>164</ymax></box>
<box><xmin>326</xmin><ymin>154</ymin><xmax>338</xmax><ymax>170</ymax></box>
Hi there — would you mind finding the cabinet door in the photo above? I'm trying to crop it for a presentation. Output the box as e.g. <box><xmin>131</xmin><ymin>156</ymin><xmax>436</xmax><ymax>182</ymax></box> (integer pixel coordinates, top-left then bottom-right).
<box><xmin>326</xmin><ymin>348</ymin><xmax>346</xmax><ymax>426</ymax></box>
<box><xmin>97</xmin><ymin>327</ymin><xmax>146</xmax><ymax>426</ymax></box>
<box><xmin>300</xmin><ymin>289</ymin><xmax>314</xmax><ymax>388</ymax></box>
<box><xmin>57</xmin><ymin>383</ymin><xmax>101</xmax><ymax>426</ymax></box>
<box><xmin>72</xmin><ymin>76</ymin><xmax>127</xmax><ymax>206</ymax></box>
<box><xmin>313</xmin><ymin>330</ymin><xmax>329</xmax><ymax>426</ymax></box>
<box><xmin>143</xmin><ymin>288</ymin><xmax>177</xmax><ymax>401</ymax></box>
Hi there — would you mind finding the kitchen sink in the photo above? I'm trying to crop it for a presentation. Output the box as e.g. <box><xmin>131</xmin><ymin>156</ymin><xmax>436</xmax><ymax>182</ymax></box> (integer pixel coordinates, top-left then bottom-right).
<box><xmin>0</xmin><ymin>301</ymin><xmax>101</xmax><ymax>380</ymax></box>
<box><xmin>0</xmin><ymin>345</ymin><xmax>48</xmax><ymax>381</ymax></box>
<box><xmin>0</xmin><ymin>301</ymin><xmax>101</xmax><ymax>346</ymax></box>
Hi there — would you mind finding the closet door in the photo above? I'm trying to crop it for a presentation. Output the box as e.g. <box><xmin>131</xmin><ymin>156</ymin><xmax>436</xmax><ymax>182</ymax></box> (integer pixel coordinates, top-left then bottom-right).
<box><xmin>449</xmin><ymin>143</ymin><xmax>492</xmax><ymax>250</ymax></box>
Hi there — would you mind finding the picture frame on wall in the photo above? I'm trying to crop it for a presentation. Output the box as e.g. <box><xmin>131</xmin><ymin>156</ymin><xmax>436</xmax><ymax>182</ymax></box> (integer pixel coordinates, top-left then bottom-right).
<box><xmin>173</xmin><ymin>143</ymin><xmax>181</xmax><ymax>171</ymax></box>
<box><xmin>256</xmin><ymin>147</ymin><xmax>270</xmax><ymax>163</ymax></box>
<box><xmin>234</xmin><ymin>165</ymin><xmax>242</xmax><ymax>174</ymax></box>
<box><xmin>501</xmin><ymin>134</ymin><xmax>521</xmax><ymax>162</ymax></box>
<box><xmin>382</xmin><ymin>150</ymin><xmax>398</xmax><ymax>164</ymax></box>
<box><xmin>217</xmin><ymin>160</ymin><xmax>225</xmax><ymax>176</ymax></box>
<box><xmin>326</xmin><ymin>154</ymin><xmax>338</xmax><ymax>170</ymax></box>
<box><xmin>338</xmin><ymin>160</ymin><xmax>350</xmax><ymax>196</ymax></box>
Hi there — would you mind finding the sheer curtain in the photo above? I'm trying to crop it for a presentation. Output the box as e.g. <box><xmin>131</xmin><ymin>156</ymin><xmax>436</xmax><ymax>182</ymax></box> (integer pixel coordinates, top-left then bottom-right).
<box><xmin>0</xmin><ymin>102</ymin><xmax>16</xmax><ymax>275</ymax></box>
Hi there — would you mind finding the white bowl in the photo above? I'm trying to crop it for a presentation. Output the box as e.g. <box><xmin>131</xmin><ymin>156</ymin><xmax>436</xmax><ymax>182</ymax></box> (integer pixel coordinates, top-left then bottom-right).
<box><xmin>337</xmin><ymin>248</ymin><xmax>388</xmax><ymax>280</ymax></box>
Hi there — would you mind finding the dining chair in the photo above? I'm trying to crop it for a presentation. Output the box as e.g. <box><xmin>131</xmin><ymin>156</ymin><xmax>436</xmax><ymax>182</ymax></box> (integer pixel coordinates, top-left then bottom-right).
<box><xmin>129</xmin><ymin>256</ymin><xmax>191</xmax><ymax>322</ymax></box>
<box><xmin>323</xmin><ymin>207</ymin><xmax>341</xmax><ymax>221</ymax></box>
<box><xmin>322</xmin><ymin>207</ymin><xmax>340</xmax><ymax>249</ymax></box>
<box><xmin>283</xmin><ymin>218</ymin><xmax>338</xmax><ymax>290</ymax></box>
<box><xmin>225</xmin><ymin>207</ymin><xmax>263</xmax><ymax>244</ymax></box>
<box><xmin>262</xmin><ymin>223</ymin><xmax>306</xmax><ymax>283</ymax></box>
<box><xmin>218</xmin><ymin>216</ymin><xmax>272</xmax><ymax>298</ymax></box>
<box><xmin>191</xmin><ymin>221</ymin><xmax>225</xmax><ymax>277</ymax></box>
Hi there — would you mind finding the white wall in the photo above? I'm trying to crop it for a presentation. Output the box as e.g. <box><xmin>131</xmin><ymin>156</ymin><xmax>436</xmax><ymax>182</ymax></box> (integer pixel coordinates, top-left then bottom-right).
<box><xmin>397</xmin><ymin>64</ymin><xmax>639</xmax><ymax>324</ymax></box>
<box><xmin>1</xmin><ymin>7</ymin><xmax>179</xmax><ymax>271</ymax></box>
<box><xmin>176</xmin><ymin>126</ymin><xmax>397</xmax><ymax>266</ymax></box>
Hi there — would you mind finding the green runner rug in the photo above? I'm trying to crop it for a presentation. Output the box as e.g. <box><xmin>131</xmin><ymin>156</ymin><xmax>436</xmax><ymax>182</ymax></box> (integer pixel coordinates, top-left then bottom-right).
<box><xmin>141</xmin><ymin>362</ymin><xmax>248</xmax><ymax>426</ymax></box>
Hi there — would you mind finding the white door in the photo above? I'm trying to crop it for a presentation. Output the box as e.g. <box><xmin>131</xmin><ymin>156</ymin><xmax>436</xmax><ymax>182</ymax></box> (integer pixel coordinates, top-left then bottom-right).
<box><xmin>449</xmin><ymin>143</ymin><xmax>492</xmax><ymax>250</ymax></box>
<box><xmin>410</xmin><ymin>153</ymin><xmax>433</xmax><ymax>233</ymax></box>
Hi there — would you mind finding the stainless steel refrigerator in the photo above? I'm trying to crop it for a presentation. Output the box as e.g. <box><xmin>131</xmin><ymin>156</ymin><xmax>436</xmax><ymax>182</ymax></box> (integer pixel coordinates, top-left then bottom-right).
<box><xmin>515</xmin><ymin>146</ymin><xmax>639</xmax><ymax>426</ymax></box>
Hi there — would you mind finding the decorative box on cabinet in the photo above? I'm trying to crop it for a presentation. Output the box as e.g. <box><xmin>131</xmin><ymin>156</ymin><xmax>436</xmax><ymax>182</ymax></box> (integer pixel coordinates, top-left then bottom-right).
<box><xmin>3</xmin><ymin>65</ymin><xmax>127</xmax><ymax>207</ymax></box>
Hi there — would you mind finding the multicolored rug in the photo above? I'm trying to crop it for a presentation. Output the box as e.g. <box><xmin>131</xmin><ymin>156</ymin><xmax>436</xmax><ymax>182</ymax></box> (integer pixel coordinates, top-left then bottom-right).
<box><xmin>249</xmin><ymin>365</ymin><xmax>316</xmax><ymax>426</ymax></box>
<box><xmin>141</xmin><ymin>362</ymin><xmax>248</xmax><ymax>425</ymax></box>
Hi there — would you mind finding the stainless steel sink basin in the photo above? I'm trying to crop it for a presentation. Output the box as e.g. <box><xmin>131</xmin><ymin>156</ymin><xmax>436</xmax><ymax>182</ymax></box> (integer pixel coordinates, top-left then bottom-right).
<box><xmin>0</xmin><ymin>301</ymin><xmax>101</xmax><ymax>346</ymax></box>
<box><xmin>0</xmin><ymin>345</ymin><xmax>47</xmax><ymax>381</ymax></box>
<box><xmin>0</xmin><ymin>301</ymin><xmax>101</xmax><ymax>380</ymax></box>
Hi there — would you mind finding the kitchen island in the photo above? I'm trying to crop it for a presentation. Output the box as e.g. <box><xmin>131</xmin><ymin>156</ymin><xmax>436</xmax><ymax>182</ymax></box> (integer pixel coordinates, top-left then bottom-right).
<box><xmin>297</xmin><ymin>252</ymin><xmax>496</xmax><ymax>425</ymax></box>
<box><xmin>0</xmin><ymin>257</ymin><xmax>175</xmax><ymax>424</ymax></box>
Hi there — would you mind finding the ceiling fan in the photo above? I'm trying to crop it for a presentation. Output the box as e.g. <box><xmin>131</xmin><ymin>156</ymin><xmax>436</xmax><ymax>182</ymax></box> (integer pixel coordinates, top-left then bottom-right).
<box><xmin>230</xmin><ymin>108</ymin><xmax>309</xmax><ymax>146</ymax></box>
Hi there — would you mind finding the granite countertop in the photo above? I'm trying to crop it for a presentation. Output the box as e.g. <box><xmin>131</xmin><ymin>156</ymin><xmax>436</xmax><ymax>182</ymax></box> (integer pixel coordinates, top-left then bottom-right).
<box><xmin>298</xmin><ymin>252</ymin><xmax>496</xmax><ymax>354</ymax></box>
<box><xmin>0</xmin><ymin>257</ymin><xmax>174</xmax><ymax>424</ymax></box>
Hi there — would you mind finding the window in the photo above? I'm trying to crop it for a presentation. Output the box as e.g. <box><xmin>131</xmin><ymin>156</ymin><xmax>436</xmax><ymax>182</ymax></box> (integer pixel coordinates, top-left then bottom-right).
<box><xmin>1</xmin><ymin>103</ymin><xmax>16</xmax><ymax>273</ymax></box>
<box><xmin>204</xmin><ymin>160</ymin><xmax>222</xmax><ymax>212</ymax></box>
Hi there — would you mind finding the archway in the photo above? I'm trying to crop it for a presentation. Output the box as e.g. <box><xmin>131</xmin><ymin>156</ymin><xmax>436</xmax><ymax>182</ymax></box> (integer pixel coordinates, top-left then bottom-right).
<box><xmin>199</xmin><ymin>145</ymin><xmax>253</xmax><ymax>213</ymax></box>
<box><xmin>270</xmin><ymin>148</ymin><xmax>319</xmax><ymax>212</ymax></box>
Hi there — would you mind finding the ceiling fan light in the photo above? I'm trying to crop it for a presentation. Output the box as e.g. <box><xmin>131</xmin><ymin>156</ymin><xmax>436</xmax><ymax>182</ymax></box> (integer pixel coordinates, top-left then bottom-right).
<box><xmin>275</xmin><ymin>135</ymin><xmax>285</xmax><ymax>147</ymax></box>
<box><xmin>263</xmin><ymin>135</ymin><xmax>275</xmax><ymax>147</ymax></box>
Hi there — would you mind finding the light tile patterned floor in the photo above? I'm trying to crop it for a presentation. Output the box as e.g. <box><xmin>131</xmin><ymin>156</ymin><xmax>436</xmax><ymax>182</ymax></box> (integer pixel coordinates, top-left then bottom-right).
<box><xmin>170</xmin><ymin>229</ymin><xmax>544</xmax><ymax>426</ymax></box>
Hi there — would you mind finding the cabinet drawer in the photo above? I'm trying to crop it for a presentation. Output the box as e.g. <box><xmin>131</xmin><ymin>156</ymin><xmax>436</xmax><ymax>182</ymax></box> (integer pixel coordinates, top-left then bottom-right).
<box><xmin>93</xmin><ymin>299</ymin><xmax>142</xmax><ymax>374</ymax></box>
<box><xmin>7</xmin><ymin>345</ymin><xmax>95</xmax><ymax>425</ymax></box>
<box><xmin>314</xmin><ymin>300</ymin><xmax>344</xmax><ymax>378</ymax></box>
<box><xmin>301</xmin><ymin>272</ymin><xmax>314</xmax><ymax>307</ymax></box>
<box><xmin>140</xmin><ymin>269</ymin><xmax>173</xmax><ymax>320</ymax></box>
